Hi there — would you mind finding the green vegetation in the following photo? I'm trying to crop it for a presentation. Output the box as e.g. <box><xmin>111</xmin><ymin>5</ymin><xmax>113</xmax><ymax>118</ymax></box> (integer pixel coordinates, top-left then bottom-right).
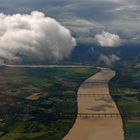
<box><xmin>0</xmin><ymin>66</ymin><xmax>98</xmax><ymax>140</ymax></box>
<box><xmin>109</xmin><ymin>66</ymin><xmax>140</xmax><ymax>140</ymax></box>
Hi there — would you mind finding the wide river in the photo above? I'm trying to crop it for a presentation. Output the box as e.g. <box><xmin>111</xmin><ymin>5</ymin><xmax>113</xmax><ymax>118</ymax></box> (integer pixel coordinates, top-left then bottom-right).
<box><xmin>63</xmin><ymin>68</ymin><xmax>124</xmax><ymax>140</ymax></box>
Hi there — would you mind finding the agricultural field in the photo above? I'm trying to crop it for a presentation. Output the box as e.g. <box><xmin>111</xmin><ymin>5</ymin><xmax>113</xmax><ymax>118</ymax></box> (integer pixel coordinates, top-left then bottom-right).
<box><xmin>0</xmin><ymin>66</ymin><xmax>98</xmax><ymax>140</ymax></box>
<box><xmin>109</xmin><ymin>66</ymin><xmax>140</xmax><ymax>140</ymax></box>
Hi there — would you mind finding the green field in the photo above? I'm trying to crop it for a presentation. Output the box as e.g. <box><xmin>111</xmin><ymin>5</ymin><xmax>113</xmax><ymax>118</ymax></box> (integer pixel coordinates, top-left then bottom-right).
<box><xmin>109</xmin><ymin>66</ymin><xmax>140</xmax><ymax>140</ymax></box>
<box><xmin>0</xmin><ymin>66</ymin><xmax>98</xmax><ymax>140</ymax></box>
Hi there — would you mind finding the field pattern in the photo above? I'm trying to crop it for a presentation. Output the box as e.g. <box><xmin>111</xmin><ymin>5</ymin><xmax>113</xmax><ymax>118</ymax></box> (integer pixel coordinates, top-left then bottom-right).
<box><xmin>0</xmin><ymin>66</ymin><xmax>98</xmax><ymax>140</ymax></box>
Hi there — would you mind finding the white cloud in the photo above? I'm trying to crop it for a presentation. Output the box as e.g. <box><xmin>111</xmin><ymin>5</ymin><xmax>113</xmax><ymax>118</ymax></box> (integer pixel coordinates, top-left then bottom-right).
<box><xmin>0</xmin><ymin>11</ymin><xmax>76</xmax><ymax>63</ymax></box>
<box><xmin>95</xmin><ymin>31</ymin><xmax>121</xmax><ymax>47</ymax></box>
<box><xmin>99</xmin><ymin>54</ymin><xmax>120</xmax><ymax>65</ymax></box>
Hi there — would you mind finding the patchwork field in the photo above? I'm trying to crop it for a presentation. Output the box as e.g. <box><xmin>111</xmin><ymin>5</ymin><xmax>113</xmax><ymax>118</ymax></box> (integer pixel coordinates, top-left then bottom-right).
<box><xmin>0</xmin><ymin>66</ymin><xmax>98</xmax><ymax>140</ymax></box>
<box><xmin>109</xmin><ymin>66</ymin><xmax>140</xmax><ymax>140</ymax></box>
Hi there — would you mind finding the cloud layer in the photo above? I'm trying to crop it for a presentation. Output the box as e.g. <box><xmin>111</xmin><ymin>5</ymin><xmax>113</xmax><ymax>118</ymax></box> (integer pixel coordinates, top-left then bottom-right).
<box><xmin>0</xmin><ymin>11</ymin><xmax>76</xmax><ymax>63</ymax></box>
<box><xmin>95</xmin><ymin>31</ymin><xmax>121</xmax><ymax>47</ymax></box>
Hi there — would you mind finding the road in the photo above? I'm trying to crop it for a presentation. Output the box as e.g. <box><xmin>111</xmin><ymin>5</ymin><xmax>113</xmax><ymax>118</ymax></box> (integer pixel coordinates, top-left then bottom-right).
<box><xmin>63</xmin><ymin>68</ymin><xmax>124</xmax><ymax>140</ymax></box>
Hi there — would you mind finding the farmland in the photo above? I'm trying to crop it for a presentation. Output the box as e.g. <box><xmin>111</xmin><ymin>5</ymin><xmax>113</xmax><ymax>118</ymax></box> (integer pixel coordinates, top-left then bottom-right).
<box><xmin>109</xmin><ymin>66</ymin><xmax>140</xmax><ymax>140</ymax></box>
<box><xmin>0</xmin><ymin>66</ymin><xmax>98</xmax><ymax>140</ymax></box>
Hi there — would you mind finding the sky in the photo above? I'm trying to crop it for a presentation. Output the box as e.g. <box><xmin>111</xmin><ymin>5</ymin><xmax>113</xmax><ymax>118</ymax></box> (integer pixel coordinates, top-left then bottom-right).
<box><xmin>0</xmin><ymin>0</ymin><xmax>140</xmax><ymax>44</ymax></box>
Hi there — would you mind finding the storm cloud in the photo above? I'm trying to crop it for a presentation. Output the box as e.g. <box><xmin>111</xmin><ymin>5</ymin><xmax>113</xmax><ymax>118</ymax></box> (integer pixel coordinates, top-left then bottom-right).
<box><xmin>0</xmin><ymin>11</ymin><xmax>76</xmax><ymax>63</ymax></box>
